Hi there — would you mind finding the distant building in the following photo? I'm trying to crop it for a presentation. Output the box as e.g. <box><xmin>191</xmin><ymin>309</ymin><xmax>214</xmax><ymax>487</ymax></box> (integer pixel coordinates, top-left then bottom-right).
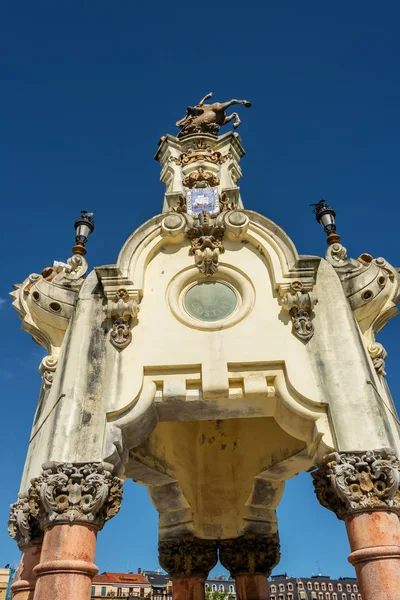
<box><xmin>142</xmin><ymin>571</ymin><xmax>172</xmax><ymax>600</ymax></box>
<box><xmin>91</xmin><ymin>570</ymin><xmax>152</xmax><ymax>598</ymax></box>
<box><xmin>268</xmin><ymin>574</ymin><xmax>362</xmax><ymax>600</ymax></box>
<box><xmin>0</xmin><ymin>568</ymin><xmax>11</xmax><ymax>600</ymax></box>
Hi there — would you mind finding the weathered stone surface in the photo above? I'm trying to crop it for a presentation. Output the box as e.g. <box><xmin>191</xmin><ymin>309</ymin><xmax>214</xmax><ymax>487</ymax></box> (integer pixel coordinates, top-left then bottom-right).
<box><xmin>219</xmin><ymin>533</ymin><xmax>280</xmax><ymax>577</ymax></box>
<box><xmin>158</xmin><ymin>537</ymin><xmax>218</xmax><ymax>579</ymax></box>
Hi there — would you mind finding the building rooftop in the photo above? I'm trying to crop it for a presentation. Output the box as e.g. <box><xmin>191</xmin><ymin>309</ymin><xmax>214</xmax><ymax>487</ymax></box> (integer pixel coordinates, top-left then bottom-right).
<box><xmin>93</xmin><ymin>572</ymin><xmax>150</xmax><ymax>585</ymax></box>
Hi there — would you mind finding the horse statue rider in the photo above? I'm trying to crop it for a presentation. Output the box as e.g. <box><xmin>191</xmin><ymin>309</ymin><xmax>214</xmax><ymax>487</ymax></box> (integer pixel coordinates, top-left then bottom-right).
<box><xmin>176</xmin><ymin>92</ymin><xmax>251</xmax><ymax>137</ymax></box>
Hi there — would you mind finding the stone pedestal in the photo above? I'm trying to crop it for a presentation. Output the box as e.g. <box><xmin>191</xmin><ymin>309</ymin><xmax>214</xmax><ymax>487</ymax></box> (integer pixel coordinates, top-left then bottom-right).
<box><xmin>313</xmin><ymin>450</ymin><xmax>400</xmax><ymax>600</ymax></box>
<box><xmin>346</xmin><ymin>511</ymin><xmax>400</xmax><ymax>600</ymax></box>
<box><xmin>219</xmin><ymin>534</ymin><xmax>279</xmax><ymax>600</ymax></box>
<box><xmin>11</xmin><ymin>545</ymin><xmax>42</xmax><ymax>600</ymax></box>
<box><xmin>159</xmin><ymin>537</ymin><xmax>218</xmax><ymax>600</ymax></box>
<box><xmin>33</xmin><ymin>523</ymin><xmax>98</xmax><ymax>600</ymax></box>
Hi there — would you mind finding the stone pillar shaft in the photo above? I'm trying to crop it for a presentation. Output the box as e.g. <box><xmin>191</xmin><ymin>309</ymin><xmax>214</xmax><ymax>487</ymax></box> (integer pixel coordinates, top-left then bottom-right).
<box><xmin>235</xmin><ymin>574</ymin><xmax>269</xmax><ymax>600</ymax></box>
<box><xmin>313</xmin><ymin>449</ymin><xmax>400</xmax><ymax>600</ymax></box>
<box><xmin>11</xmin><ymin>545</ymin><xmax>42</xmax><ymax>600</ymax></box>
<box><xmin>172</xmin><ymin>577</ymin><xmax>206</xmax><ymax>600</ymax></box>
<box><xmin>33</xmin><ymin>523</ymin><xmax>98</xmax><ymax>600</ymax></box>
<box><xmin>345</xmin><ymin>511</ymin><xmax>400</xmax><ymax>600</ymax></box>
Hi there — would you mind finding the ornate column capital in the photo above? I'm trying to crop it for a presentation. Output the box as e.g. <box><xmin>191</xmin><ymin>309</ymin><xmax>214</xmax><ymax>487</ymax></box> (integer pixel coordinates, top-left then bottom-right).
<box><xmin>8</xmin><ymin>491</ymin><xmax>43</xmax><ymax>549</ymax></box>
<box><xmin>219</xmin><ymin>533</ymin><xmax>280</xmax><ymax>578</ymax></box>
<box><xmin>32</xmin><ymin>462</ymin><xmax>123</xmax><ymax>530</ymax></box>
<box><xmin>158</xmin><ymin>536</ymin><xmax>218</xmax><ymax>579</ymax></box>
<box><xmin>312</xmin><ymin>448</ymin><xmax>400</xmax><ymax>520</ymax></box>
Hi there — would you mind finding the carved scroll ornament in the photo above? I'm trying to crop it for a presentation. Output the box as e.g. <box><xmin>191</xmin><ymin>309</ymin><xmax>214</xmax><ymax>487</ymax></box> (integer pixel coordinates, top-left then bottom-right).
<box><xmin>312</xmin><ymin>449</ymin><xmax>400</xmax><ymax>520</ymax></box>
<box><xmin>219</xmin><ymin>533</ymin><xmax>280</xmax><ymax>577</ymax></box>
<box><xmin>158</xmin><ymin>537</ymin><xmax>218</xmax><ymax>579</ymax></box>
<box><xmin>32</xmin><ymin>462</ymin><xmax>123</xmax><ymax>530</ymax></box>
<box><xmin>104</xmin><ymin>288</ymin><xmax>140</xmax><ymax>350</ymax></box>
<box><xmin>280</xmin><ymin>281</ymin><xmax>318</xmax><ymax>342</ymax></box>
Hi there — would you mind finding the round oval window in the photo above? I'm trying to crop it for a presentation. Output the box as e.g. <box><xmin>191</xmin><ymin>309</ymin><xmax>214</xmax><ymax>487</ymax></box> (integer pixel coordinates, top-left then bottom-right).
<box><xmin>183</xmin><ymin>281</ymin><xmax>238</xmax><ymax>322</ymax></box>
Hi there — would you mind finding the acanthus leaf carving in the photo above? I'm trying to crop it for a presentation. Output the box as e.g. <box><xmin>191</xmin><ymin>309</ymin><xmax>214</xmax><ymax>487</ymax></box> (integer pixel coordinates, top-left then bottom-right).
<box><xmin>158</xmin><ymin>537</ymin><xmax>218</xmax><ymax>579</ymax></box>
<box><xmin>33</xmin><ymin>462</ymin><xmax>123</xmax><ymax>530</ymax></box>
<box><xmin>312</xmin><ymin>449</ymin><xmax>400</xmax><ymax>520</ymax></box>
<box><xmin>219</xmin><ymin>533</ymin><xmax>280</xmax><ymax>577</ymax></box>
<box><xmin>8</xmin><ymin>491</ymin><xmax>43</xmax><ymax>548</ymax></box>
<box><xmin>186</xmin><ymin>211</ymin><xmax>225</xmax><ymax>276</ymax></box>
<box><xmin>368</xmin><ymin>342</ymin><xmax>388</xmax><ymax>376</ymax></box>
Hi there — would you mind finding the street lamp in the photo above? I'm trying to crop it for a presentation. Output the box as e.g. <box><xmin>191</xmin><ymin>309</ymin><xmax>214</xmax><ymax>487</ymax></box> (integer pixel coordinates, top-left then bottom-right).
<box><xmin>72</xmin><ymin>210</ymin><xmax>95</xmax><ymax>255</ymax></box>
<box><xmin>310</xmin><ymin>199</ymin><xmax>340</xmax><ymax>245</ymax></box>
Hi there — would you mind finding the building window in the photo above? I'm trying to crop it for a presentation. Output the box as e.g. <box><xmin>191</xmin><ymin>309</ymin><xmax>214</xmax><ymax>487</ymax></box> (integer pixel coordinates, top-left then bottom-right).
<box><xmin>288</xmin><ymin>583</ymin><xmax>293</xmax><ymax>591</ymax></box>
<box><xmin>288</xmin><ymin>594</ymin><xmax>293</xmax><ymax>600</ymax></box>
<box><xmin>279</xmin><ymin>584</ymin><xmax>285</xmax><ymax>592</ymax></box>
<box><xmin>101</xmin><ymin>588</ymin><xmax>106</xmax><ymax>597</ymax></box>
<box><xmin>212</xmin><ymin>585</ymin><xmax>217</xmax><ymax>592</ymax></box>
<box><xmin>353</xmin><ymin>586</ymin><xmax>358</xmax><ymax>592</ymax></box>
<box><xmin>271</xmin><ymin>585</ymin><xmax>276</xmax><ymax>592</ymax></box>
<box><xmin>342</xmin><ymin>595</ymin><xmax>346</xmax><ymax>600</ymax></box>
<box><xmin>117</xmin><ymin>588</ymin><xmax>122</xmax><ymax>597</ymax></box>
<box><xmin>337</xmin><ymin>584</ymin><xmax>342</xmax><ymax>592</ymax></box>
<box><xmin>314</xmin><ymin>583</ymin><xmax>320</xmax><ymax>590</ymax></box>
<box><xmin>325</xmin><ymin>594</ymin><xmax>330</xmax><ymax>600</ymax></box>
<box><xmin>229</xmin><ymin>585</ymin><xmax>234</xmax><ymax>593</ymax></box>
<box><xmin>219</xmin><ymin>585</ymin><xmax>224</xmax><ymax>591</ymax></box>
<box><xmin>328</xmin><ymin>584</ymin><xmax>333</xmax><ymax>591</ymax></box>
<box><xmin>278</xmin><ymin>595</ymin><xmax>284</xmax><ymax>600</ymax></box>
<box><xmin>318</xmin><ymin>593</ymin><xmax>323</xmax><ymax>599</ymax></box>
<box><xmin>308</xmin><ymin>582</ymin><xmax>312</xmax><ymax>590</ymax></box>
<box><xmin>322</xmin><ymin>583</ymin><xmax>326</xmax><ymax>591</ymax></box>
<box><xmin>298</xmin><ymin>582</ymin><xmax>304</xmax><ymax>589</ymax></box>
<box><xmin>333</xmin><ymin>594</ymin><xmax>337</xmax><ymax>600</ymax></box>
<box><xmin>346</xmin><ymin>585</ymin><xmax>351</xmax><ymax>592</ymax></box>
<box><xmin>205</xmin><ymin>584</ymin><xmax>209</xmax><ymax>589</ymax></box>
<box><xmin>140</xmin><ymin>588</ymin><xmax>144</xmax><ymax>597</ymax></box>
<box><xmin>351</xmin><ymin>595</ymin><xmax>355</xmax><ymax>600</ymax></box>
<box><xmin>91</xmin><ymin>587</ymin><xmax>95</xmax><ymax>596</ymax></box>
<box><xmin>270</xmin><ymin>596</ymin><xmax>276</xmax><ymax>600</ymax></box>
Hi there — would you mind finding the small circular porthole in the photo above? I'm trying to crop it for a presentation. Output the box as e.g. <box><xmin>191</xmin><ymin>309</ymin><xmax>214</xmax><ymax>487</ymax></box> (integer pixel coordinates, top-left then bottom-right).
<box><xmin>183</xmin><ymin>281</ymin><xmax>238</xmax><ymax>322</ymax></box>
<box><xmin>49</xmin><ymin>302</ymin><xmax>61</xmax><ymax>312</ymax></box>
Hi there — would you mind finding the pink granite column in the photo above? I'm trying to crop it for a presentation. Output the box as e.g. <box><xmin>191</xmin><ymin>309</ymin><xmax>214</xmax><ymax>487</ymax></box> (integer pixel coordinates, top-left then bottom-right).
<box><xmin>27</xmin><ymin>462</ymin><xmax>123</xmax><ymax>600</ymax></box>
<box><xmin>11</xmin><ymin>544</ymin><xmax>42</xmax><ymax>600</ymax></box>
<box><xmin>33</xmin><ymin>523</ymin><xmax>98</xmax><ymax>600</ymax></box>
<box><xmin>159</xmin><ymin>537</ymin><xmax>218</xmax><ymax>600</ymax></box>
<box><xmin>219</xmin><ymin>534</ymin><xmax>279</xmax><ymax>600</ymax></box>
<box><xmin>345</xmin><ymin>511</ymin><xmax>400</xmax><ymax>600</ymax></box>
<box><xmin>312</xmin><ymin>450</ymin><xmax>400</xmax><ymax>600</ymax></box>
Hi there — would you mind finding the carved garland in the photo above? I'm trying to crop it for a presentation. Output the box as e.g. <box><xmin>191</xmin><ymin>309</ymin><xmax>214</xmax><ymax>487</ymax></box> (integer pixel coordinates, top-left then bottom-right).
<box><xmin>312</xmin><ymin>449</ymin><xmax>400</xmax><ymax>520</ymax></box>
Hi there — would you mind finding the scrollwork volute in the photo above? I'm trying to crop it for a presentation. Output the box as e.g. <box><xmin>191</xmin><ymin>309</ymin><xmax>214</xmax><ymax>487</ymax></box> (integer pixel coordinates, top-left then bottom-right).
<box><xmin>32</xmin><ymin>462</ymin><xmax>123</xmax><ymax>530</ymax></box>
<box><xmin>280</xmin><ymin>281</ymin><xmax>318</xmax><ymax>342</ymax></box>
<box><xmin>103</xmin><ymin>288</ymin><xmax>140</xmax><ymax>351</ymax></box>
<box><xmin>8</xmin><ymin>491</ymin><xmax>43</xmax><ymax>549</ymax></box>
<box><xmin>312</xmin><ymin>449</ymin><xmax>400</xmax><ymax>520</ymax></box>
<box><xmin>158</xmin><ymin>537</ymin><xmax>218</xmax><ymax>579</ymax></box>
<box><xmin>219</xmin><ymin>533</ymin><xmax>280</xmax><ymax>577</ymax></box>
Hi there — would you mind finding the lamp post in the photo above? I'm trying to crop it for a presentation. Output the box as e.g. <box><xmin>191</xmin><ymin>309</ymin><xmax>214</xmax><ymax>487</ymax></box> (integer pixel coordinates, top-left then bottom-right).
<box><xmin>72</xmin><ymin>210</ymin><xmax>95</xmax><ymax>255</ymax></box>
<box><xmin>310</xmin><ymin>199</ymin><xmax>340</xmax><ymax>245</ymax></box>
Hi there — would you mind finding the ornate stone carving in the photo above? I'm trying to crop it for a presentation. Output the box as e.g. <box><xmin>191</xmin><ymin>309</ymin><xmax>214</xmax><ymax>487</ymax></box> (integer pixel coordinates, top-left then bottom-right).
<box><xmin>33</xmin><ymin>462</ymin><xmax>123</xmax><ymax>529</ymax></box>
<box><xmin>312</xmin><ymin>449</ymin><xmax>400</xmax><ymax>520</ymax></box>
<box><xmin>187</xmin><ymin>212</ymin><xmax>225</xmax><ymax>276</ymax></box>
<box><xmin>280</xmin><ymin>282</ymin><xmax>318</xmax><ymax>342</ymax></box>
<box><xmin>158</xmin><ymin>537</ymin><xmax>218</xmax><ymax>579</ymax></box>
<box><xmin>183</xmin><ymin>168</ymin><xmax>220</xmax><ymax>189</ymax></box>
<box><xmin>176</xmin><ymin>92</ymin><xmax>251</xmax><ymax>137</ymax></box>
<box><xmin>8</xmin><ymin>491</ymin><xmax>43</xmax><ymax>549</ymax></box>
<box><xmin>10</xmin><ymin>254</ymin><xmax>89</xmax><ymax>389</ymax></box>
<box><xmin>368</xmin><ymin>342</ymin><xmax>387</xmax><ymax>376</ymax></box>
<box><xmin>104</xmin><ymin>289</ymin><xmax>140</xmax><ymax>351</ymax></box>
<box><xmin>219</xmin><ymin>533</ymin><xmax>280</xmax><ymax>577</ymax></box>
<box><xmin>170</xmin><ymin>139</ymin><xmax>232</xmax><ymax>166</ymax></box>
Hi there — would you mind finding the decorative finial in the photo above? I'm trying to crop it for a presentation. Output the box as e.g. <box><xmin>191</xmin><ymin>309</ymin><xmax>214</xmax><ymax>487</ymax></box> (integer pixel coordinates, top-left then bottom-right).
<box><xmin>310</xmin><ymin>199</ymin><xmax>340</xmax><ymax>245</ymax></box>
<box><xmin>72</xmin><ymin>210</ymin><xmax>95</xmax><ymax>255</ymax></box>
<box><xmin>176</xmin><ymin>92</ymin><xmax>251</xmax><ymax>138</ymax></box>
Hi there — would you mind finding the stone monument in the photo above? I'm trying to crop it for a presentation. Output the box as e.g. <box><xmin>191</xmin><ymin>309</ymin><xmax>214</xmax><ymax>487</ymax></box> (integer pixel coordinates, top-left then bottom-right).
<box><xmin>8</xmin><ymin>95</ymin><xmax>400</xmax><ymax>600</ymax></box>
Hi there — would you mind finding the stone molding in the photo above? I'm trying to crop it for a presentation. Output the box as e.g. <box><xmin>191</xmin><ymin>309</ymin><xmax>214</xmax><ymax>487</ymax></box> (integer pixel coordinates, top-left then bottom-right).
<box><xmin>219</xmin><ymin>533</ymin><xmax>280</xmax><ymax>577</ymax></box>
<box><xmin>312</xmin><ymin>449</ymin><xmax>400</xmax><ymax>520</ymax></box>
<box><xmin>31</xmin><ymin>462</ymin><xmax>123</xmax><ymax>530</ymax></box>
<box><xmin>280</xmin><ymin>281</ymin><xmax>318</xmax><ymax>342</ymax></box>
<box><xmin>158</xmin><ymin>537</ymin><xmax>218</xmax><ymax>579</ymax></box>
<box><xmin>8</xmin><ymin>492</ymin><xmax>43</xmax><ymax>549</ymax></box>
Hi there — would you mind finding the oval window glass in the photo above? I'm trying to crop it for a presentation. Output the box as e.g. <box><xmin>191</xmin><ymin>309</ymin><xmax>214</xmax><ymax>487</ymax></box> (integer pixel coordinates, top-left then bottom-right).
<box><xmin>183</xmin><ymin>281</ymin><xmax>238</xmax><ymax>322</ymax></box>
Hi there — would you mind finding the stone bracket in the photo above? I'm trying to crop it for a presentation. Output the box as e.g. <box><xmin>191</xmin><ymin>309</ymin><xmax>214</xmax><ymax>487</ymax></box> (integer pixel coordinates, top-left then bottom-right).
<box><xmin>279</xmin><ymin>280</ymin><xmax>318</xmax><ymax>342</ymax></box>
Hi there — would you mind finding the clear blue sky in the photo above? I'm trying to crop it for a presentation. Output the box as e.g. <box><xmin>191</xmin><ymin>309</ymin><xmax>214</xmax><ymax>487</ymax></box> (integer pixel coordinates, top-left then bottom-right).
<box><xmin>1</xmin><ymin>0</ymin><xmax>400</xmax><ymax>580</ymax></box>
